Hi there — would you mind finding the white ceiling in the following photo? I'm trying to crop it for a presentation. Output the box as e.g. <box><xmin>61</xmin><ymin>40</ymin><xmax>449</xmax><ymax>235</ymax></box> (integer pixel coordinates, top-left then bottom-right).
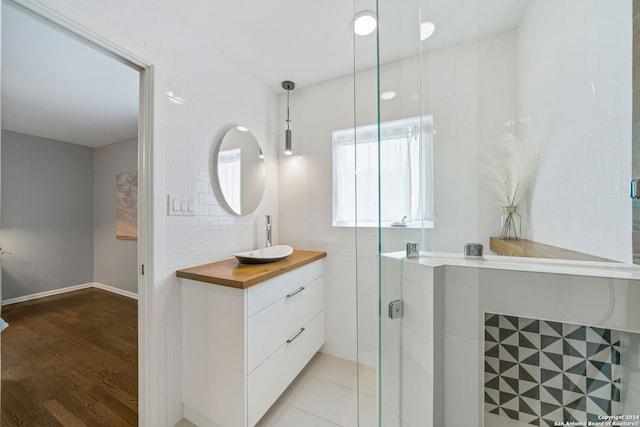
<box><xmin>1</xmin><ymin>0</ymin><xmax>530</xmax><ymax>147</ymax></box>
<box><xmin>189</xmin><ymin>0</ymin><xmax>531</xmax><ymax>91</ymax></box>
<box><xmin>1</xmin><ymin>3</ymin><xmax>139</xmax><ymax>148</ymax></box>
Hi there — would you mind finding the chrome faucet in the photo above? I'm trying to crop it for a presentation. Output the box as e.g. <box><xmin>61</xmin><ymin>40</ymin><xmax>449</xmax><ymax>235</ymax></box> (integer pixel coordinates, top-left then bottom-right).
<box><xmin>265</xmin><ymin>215</ymin><xmax>272</xmax><ymax>247</ymax></box>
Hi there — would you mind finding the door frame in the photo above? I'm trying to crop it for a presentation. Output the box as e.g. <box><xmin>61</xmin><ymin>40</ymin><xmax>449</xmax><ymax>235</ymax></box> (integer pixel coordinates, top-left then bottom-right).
<box><xmin>2</xmin><ymin>1</ymin><xmax>158</xmax><ymax>424</ymax></box>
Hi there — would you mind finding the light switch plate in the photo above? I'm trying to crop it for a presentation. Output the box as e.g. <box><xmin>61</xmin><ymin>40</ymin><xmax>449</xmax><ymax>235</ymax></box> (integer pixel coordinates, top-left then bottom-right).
<box><xmin>167</xmin><ymin>194</ymin><xmax>196</xmax><ymax>216</ymax></box>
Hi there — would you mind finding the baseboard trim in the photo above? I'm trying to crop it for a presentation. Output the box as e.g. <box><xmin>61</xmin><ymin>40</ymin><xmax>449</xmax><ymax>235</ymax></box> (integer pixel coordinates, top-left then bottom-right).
<box><xmin>2</xmin><ymin>282</ymin><xmax>138</xmax><ymax>306</ymax></box>
<box><xmin>183</xmin><ymin>405</ymin><xmax>225</xmax><ymax>427</ymax></box>
<box><xmin>91</xmin><ymin>282</ymin><xmax>138</xmax><ymax>300</ymax></box>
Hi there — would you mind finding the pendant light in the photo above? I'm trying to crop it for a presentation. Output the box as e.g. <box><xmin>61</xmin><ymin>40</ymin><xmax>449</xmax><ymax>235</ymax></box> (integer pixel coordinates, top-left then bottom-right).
<box><xmin>282</xmin><ymin>80</ymin><xmax>295</xmax><ymax>155</ymax></box>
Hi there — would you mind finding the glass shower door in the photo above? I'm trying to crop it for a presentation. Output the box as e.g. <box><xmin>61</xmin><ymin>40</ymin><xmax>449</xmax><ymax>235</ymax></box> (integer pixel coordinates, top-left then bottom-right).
<box><xmin>350</xmin><ymin>0</ymin><xmax>422</xmax><ymax>423</ymax></box>
<box><xmin>366</xmin><ymin>1</ymin><xmax>639</xmax><ymax>427</ymax></box>
<box><xmin>373</xmin><ymin>0</ymin><xmax>431</xmax><ymax>425</ymax></box>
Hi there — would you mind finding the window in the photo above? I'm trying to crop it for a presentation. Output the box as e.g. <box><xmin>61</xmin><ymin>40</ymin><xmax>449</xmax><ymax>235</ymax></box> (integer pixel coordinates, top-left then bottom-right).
<box><xmin>332</xmin><ymin>115</ymin><xmax>434</xmax><ymax>228</ymax></box>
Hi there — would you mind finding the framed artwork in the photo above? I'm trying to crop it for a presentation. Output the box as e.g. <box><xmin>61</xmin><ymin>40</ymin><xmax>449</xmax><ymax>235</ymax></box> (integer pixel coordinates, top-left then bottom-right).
<box><xmin>116</xmin><ymin>171</ymin><xmax>138</xmax><ymax>241</ymax></box>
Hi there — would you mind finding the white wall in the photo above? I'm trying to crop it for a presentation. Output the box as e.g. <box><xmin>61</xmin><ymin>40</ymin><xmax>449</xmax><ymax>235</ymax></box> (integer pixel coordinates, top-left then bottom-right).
<box><xmin>279</xmin><ymin>32</ymin><xmax>517</xmax><ymax>363</ymax></box>
<box><xmin>278</xmin><ymin>72</ymin><xmax>360</xmax><ymax>362</ymax></box>
<box><xmin>518</xmin><ymin>0</ymin><xmax>632</xmax><ymax>262</ymax></box>
<box><xmin>93</xmin><ymin>137</ymin><xmax>138</xmax><ymax>294</ymax></box>
<box><xmin>424</xmin><ymin>32</ymin><xmax>518</xmax><ymax>252</ymax></box>
<box><xmin>7</xmin><ymin>2</ymin><xmax>279</xmax><ymax>425</ymax></box>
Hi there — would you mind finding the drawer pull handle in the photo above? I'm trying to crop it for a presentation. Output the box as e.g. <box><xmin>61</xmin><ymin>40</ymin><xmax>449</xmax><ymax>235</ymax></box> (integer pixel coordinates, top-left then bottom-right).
<box><xmin>286</xmin><ymin>286</ymin><xmax>305</xmax><ymax>298</ymax></box>
<box><xmin>286</xmin><ymin>327</ymin><xmax>305</xmax><ymax>343</ymax></box>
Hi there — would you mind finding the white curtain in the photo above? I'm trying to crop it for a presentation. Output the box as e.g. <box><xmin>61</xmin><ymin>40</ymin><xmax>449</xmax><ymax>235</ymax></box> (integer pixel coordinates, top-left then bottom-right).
<box><xmin>218</xmin><ymin>148</ymin><xmax>241</xmax><ymax>213</ymax></box>
<box><xmin>332</xmin><ymin>116</ymin><xmax>433</xmax><ymax>227</ymax></box>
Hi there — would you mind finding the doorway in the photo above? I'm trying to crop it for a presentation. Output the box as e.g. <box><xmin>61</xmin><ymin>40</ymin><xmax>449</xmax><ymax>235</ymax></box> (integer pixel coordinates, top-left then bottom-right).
<box><xmin>0</xmin><ymin>0</ymin><xmax>153</xmax><ymax>423</ymax></box>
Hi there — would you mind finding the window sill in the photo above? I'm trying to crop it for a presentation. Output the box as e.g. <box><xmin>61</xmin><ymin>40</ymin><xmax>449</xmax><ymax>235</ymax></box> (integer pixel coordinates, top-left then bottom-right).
<box><xmin>332</xmin><ymin>220</ymin><xmax>434</xmax><ymax>229</ymax></box>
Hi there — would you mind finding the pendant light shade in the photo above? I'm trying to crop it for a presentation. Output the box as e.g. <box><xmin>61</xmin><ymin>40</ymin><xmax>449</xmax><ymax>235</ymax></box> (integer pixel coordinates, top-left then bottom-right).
<box><xmin>282</xmin><ymin>80</ymin><xmax>295</xmax><ymax>155</ymax></box>
<box><xmin>285</xmin><ymin>129</ymin><xmax>292</xmax><ymax>155</ymax></box>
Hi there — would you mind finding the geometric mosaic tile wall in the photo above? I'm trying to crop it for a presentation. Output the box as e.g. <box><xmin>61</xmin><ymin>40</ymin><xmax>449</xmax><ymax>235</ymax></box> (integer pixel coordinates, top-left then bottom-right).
<box><xmin>484</xmin><ymin>313</ymin><xmax>622</xmax><ymax>426</ymax></box>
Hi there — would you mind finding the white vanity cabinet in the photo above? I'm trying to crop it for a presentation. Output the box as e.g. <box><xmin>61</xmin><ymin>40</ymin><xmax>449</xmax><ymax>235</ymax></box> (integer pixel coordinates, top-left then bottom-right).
<box><xmin>178</xmin><ymin>251</ymin><xmax>326</xmax><ymax>427</ymax></box>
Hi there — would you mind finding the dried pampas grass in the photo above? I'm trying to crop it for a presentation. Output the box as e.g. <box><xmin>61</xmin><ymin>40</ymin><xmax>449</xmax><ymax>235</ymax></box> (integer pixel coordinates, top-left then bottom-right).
<box><xmin>479</xmin><ymin>133</ymin><xmax>540</xmax><ymax>207</ymax></box>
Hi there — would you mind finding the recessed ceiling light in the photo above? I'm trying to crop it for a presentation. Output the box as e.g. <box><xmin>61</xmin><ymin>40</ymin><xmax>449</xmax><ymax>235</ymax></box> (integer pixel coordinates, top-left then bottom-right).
<box><xmin>353</xmin><ymin>11</ymin><xmax>377</xmax><ymax>36</ymax></box>
<box><xmin>237</xmin><ymin>126</ymin><xmax>249</xmax><ymax>132</ymax></box>
<box><xmin>380</xmin><ymin>91</ymin><xmax>396</xmax><ymax>100</ymax></box>
<box><xmin>420</xmin><ymin>21</ymin><xmax>436</xmax><ymax>40</ymax></box>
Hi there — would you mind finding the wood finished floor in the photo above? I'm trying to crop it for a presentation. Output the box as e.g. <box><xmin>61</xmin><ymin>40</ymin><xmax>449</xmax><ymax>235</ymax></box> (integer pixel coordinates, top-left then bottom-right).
<box><xmin>1</xmin><ymin>288</ymin><xmax>137</xmax><ymax>427</ymax></box>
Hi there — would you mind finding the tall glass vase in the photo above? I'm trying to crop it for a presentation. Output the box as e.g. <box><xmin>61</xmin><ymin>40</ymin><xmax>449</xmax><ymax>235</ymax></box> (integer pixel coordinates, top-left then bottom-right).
<box><xmin>500</xmin><ymin>205</ymin><xmax>521</xmax><ymax>239</ymax></box>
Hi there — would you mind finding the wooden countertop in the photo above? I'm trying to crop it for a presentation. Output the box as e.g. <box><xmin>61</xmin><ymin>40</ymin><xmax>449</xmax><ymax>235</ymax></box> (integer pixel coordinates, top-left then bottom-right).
<box><xmin>489</xmin><ymin>237</ymin><xmax>614</xmax><ymax>262</ymax></box>
<box><xmin>176</xmin><ymin>249</ymin><xmax>327</xmax><ymax>289</ymax></box>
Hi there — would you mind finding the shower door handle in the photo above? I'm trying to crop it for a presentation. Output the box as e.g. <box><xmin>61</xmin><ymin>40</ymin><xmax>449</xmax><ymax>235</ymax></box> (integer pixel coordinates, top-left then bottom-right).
<box><xmin>631</xmin><ymin>179</ymin><xmax>640</xmax><ymax>199</ymax></box>
<box><xmin>388</xmin><ymin>300</ymin><xmax>404</xmax><ymax>319</ymax></box>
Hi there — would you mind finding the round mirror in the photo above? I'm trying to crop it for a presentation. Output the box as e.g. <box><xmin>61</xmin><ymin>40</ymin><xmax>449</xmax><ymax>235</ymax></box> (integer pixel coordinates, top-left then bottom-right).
<box><xmin>214</xmin><ymin>126</ymin><xmax>265</xmax><ymax>215</ymax></box>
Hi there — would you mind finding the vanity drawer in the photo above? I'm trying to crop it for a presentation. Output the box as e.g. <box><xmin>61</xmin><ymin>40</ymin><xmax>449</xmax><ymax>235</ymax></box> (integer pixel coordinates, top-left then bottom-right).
<box><xmin>247</xmin><ymin>276</ymin><xmax>323</xmax><ymax>372</ymax></box>
<box><xmin>247</xmin><ymin>259</ymin><xmax>323</xmax><ymax>316</ymax></box>
<box><xmin>247</xmin><ymin>311</ymin><xmax>324</xmax><ymax>426</ymax></box>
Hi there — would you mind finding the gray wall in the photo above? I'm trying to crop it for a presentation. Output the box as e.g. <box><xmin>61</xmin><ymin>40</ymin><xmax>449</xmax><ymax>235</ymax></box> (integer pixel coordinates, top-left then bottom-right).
<box><xmin>1</xmin><ymin>130</ymin><xmax>94</xmax><ymax>300</ymax></box>
<box><xmin>93</xmin><ymin>138</ymin><xmax>137</xmax><ymax>293</ymax></box>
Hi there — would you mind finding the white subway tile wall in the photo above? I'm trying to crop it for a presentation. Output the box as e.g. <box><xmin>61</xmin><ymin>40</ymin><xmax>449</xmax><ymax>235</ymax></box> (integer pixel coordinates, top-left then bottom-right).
<box><xmin>520</xmin><ymin>1</ymin><xmax>632</xmax><ymax>262</ymax></box>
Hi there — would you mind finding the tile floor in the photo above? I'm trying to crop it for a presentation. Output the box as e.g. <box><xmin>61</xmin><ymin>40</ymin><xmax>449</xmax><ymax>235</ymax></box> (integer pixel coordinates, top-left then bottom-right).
<box><xmin>175</xmin><ymin>352</ymin><xmax>377</xmax><ymax>427</ymax></box>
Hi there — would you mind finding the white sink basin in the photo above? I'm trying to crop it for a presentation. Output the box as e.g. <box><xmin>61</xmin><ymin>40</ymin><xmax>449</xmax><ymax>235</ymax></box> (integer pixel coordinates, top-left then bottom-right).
<box><xmin>234</xmin><ymin>245</ymin><xmax>294</xmax><ymax>264</ymax></box>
